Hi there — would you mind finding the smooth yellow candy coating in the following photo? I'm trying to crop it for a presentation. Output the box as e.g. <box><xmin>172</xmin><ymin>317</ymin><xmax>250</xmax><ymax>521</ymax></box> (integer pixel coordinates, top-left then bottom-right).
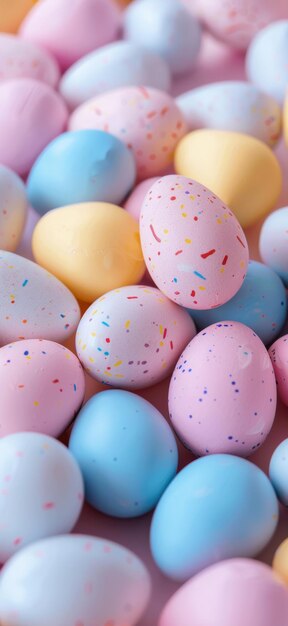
<box><xmin>0</xmin><ymin>0</ymin><xmax>37</xmax><ymax>33</ymax></box>
<box><xmin>32</xmin><ymin>202</ymin><xmax>145</xmax><ymax>303</ymax></box>
<box><xmin>273</xmin><ymin>538</ymin><xmax>288</xmax><ymax>585</ymax></box>
<box><xmin>174</xmin><ymin>129</ymin><xmax>282</xmax><ymax>228</ymax></box>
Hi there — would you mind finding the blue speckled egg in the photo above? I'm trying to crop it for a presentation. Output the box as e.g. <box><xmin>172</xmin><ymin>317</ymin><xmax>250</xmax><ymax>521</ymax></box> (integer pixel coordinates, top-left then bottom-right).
<box><xmin>27</xmin><ymin>129</ymin><xmax>136</xmax><ymax>214</ymax></box>
<box><xmin>190</xmin><ymin>261</ymin><xmax>287</xmax><ymax>345</ymax></box>
<box><xmin>69</xmin><ymin>389</ymin><xmax>178</xmax><ymax>518</ymax></box>
<box><xmin>150</xmin><ymin>454</ymin><xmax>278</xmax><ymax>581</ymax></box>
<box><xmin>269</xmin><ymin>439</ymin><xmax>288</xmax><ymax>506</ymax></box>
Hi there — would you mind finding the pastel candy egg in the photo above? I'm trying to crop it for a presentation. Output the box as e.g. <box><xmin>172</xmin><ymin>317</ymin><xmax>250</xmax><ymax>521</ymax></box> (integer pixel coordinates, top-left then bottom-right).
<box><xmin>0</xmin><ymin>534</ymin><xmax>151</xmax><ymax>626</ymax></box>
<box><xmin>284</xmin><ymin>96</ymin><xmax>288</xmax><ymax>145</ymax></box>
<box><xmin>0</xmin><ymin>251</ymin><xmax>80</xmax><ymax>345</ymax></box>
<box><xmin>273</xmin><ymin>538</ymin><xmax>288</xmax><ymax>585</ymax></box>
<box><xmin>123</xmin><ymin>0</ymin><xmax>202</xmax><ymax>76</ymax></box>
<box><xmin>169</xmin><ymin>321</ymin><xmax>277</xmax><ymax>457</ymax></box>
<box><xmin>69</xmin><ymin>389</ymin><xmax>178</xmax><ymax>517</ymax></box>
<box><xmin>140</xmin><ymin>175</ymin><xmax>248</xmax><ymax>309</ymax></box>
<box><xmin>69</xmin><ymin>86</ymin><xmax>187</xmax><ymax>180</ymax></box>
<box><xmin>174</xmin><ymin>129</ymin><xmax>282</xmax><ymax>228</ymax></box>
<box><xmin>0</xmin><ymin>166</ymin><xmax>28</xmax><ymax>252</ymax></box>
<box><xmin>20</xmin><ymin>0</ymin><xmax>121</xmax><ymax>71</ymax></box>
<box><xmin>0</xmin><ymin>33</ymin><xmax>60</xmax><ymax>87</ymax></box>
<box><xmin>124</xmin><ymin>176</ymin><xmax>159</xmax><ymax>221</ymax></box>
<box><xmin>76</xmin><ymin>285</ymin><xmax>196</xmax><ymax>388</ymax></box>
<box><xmin>160</xmin><ymin>558</ymin><xmax>288</xmax><ymax>626</ymax></box>
<box><xmin>150</xmin><ymin>454</ymin><xmax>279</xmax><ymax>581</ymax></box>
<box><xmin>32</xmin><ymin>202</ymin><xmax>145</xmax><ymax>303</ymax></box>
<box><xmin>246</xmin><ymin>21</ymin><xmax>288</xmax><ymax>104</ymax></box>
<box><xmin>0</xmin><ymin>339</ymin><xmax>85</xmax><ymax>437</ymax></box>
<box><xmin>269</xmin><ymin>439</ymin><xmax>288</xmax><ymax>506</ymax></box>
<box><xmin>0</xmin><ymin>432</ymin><xmax>83</xmax><ymax>563</ymax></box>
<box><xmin>260</xmin><ymin>208</ymin><xmax>288</xmax><ymax>286</ymax></box>
<box><xmin>60</xmin><ymin>41</ymin><xmax>171</xmax><ymax>110</ymax></box>
<box><xmin>191</xmin><ymin>261</ymin><xmax>287</xmax><ymax>346</ymax></box>
<box><xmin>269</xmin><ymin>335</ymin><xmax>288</xmax><ymax>406</ymax></box>
<box><xmin>0</xmin><ymin>78</ymin><xmax>67</xmax><ymax>176</ymax></box>
<box><xmin>27</xmin><ymin>130</ymin><xmax>136</xmax><ymax>214</ymax></box>
<box><xmin>176</xmin><ymin>81</ymin><xmax>281</xmax><ymax>146</ymax></box>
<box><xmin>0</xmin><ymin>0</ymin><xmax>38</xmax><ymax>34</ymax></box>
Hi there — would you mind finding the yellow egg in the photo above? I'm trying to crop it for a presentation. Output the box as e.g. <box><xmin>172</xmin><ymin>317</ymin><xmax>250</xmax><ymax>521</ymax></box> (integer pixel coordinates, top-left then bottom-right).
<box><xmin>174</xmin><ymin>129</ymin><xmax>282</xmax><ymax>228</ymax></box>
<box><xmin>0</xmin><ymin>0</ymin><xmax>37</xmax><ymax>33</ymax></box>
<box><xmin>32</xmin><ymin>202</ymin><xmax>145</xmax><ymax>303</ymax></box>
<box><xmin>273</xmin><ymin>538</ymin><xmax>288</xmax><ymax>585</ymax></box>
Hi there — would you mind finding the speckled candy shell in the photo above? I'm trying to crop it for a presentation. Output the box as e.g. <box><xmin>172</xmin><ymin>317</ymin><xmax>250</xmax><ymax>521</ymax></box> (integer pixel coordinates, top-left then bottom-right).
<box><xmin>269</xmin><ymin>335</ymin><xmax>288</xmax><ymax>407</ymax></box>
<box><xmin>140</xmin><ymin>175</ymin><xmax>249</xmax><ymax>309</ymax></box>
<box><xmin>0</xmin><ymin>33</ymin><xmax>60</xmax><ymax>87</ymax></box>
<box><xmin>168</xmin><ymin>321</ymin><xmax>277</xmax><ymax>456</ymax></box>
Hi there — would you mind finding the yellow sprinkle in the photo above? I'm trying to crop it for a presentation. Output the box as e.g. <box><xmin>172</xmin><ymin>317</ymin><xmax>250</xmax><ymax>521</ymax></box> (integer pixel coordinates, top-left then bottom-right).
<box><xmin>8</xmin><ymin>265</ymin><xmax>14</xmax><ymax>269</ymax></box>
<box><xmin>199</xmin><ymin>286</ymin><xmax>206</xmax><ymax>291</ymax></box>
<box><xmin>223</xmin><ymin>213</ymin><xmax>229</xmax><ymax>219</ymax></box>
<box><xmin>89</xmin><ymin>357</ymin><xmax>95</xmax><ymax>363</ymax></box>
<box><xmin>160</xmin><ymin>341</ymin><xmax>164</xmax><ymax>347</ymax></box>
<box><xmin>185</xmin><ymin>238</ymin><xmax>191</xmax><ymax>244</ymax></box>
<box><xmin>10</xmin><ymin>294</ymin><xmax>15</xmax><ymax>299</ymax></box>
<box><xmin>180</xmin><ymin>204</ymin><xmax>185</xmax><ymax>209</ymax></box>
<box><xmin>91</xmin><ymin>332</ymin><xmax>96</xmax><ymax>337</ymax></box>
<box><xmin>114</xmin><ymin>361</ymin><xmax>123</xmax><ymax>367</ymax></box>
<box><xmin>217</xmin><ymin>218</ymin><xmax>222</xmax><ymax>224</ymax></box>
<box><xmin>219</xmin><ymin>268</ymin><xmax>225</xmax><ymax>273</ymax></box>
<box><xmin>65</xmin><ymin>353</ymin><xmax>71</xmax><ymax>359</ymax></box>
<box><xmin>92</xmin><ymin>309</ymin><xmax>98</xmax><ymax>316</ymax></box>
<box><xmin>143</xmin><ymin>289</ymin><xmax>151</xmax><ymax>293</ymax></box>
<box><xmin>189</xmin><ymin>195</ymin><xmax>195</xmax><ymax>200</ymax></box>
<box><xmin>240</xmin><ymin>260</ymin><xmax>245</xmax><ymax>268</ymax></box>
<box><xmin>182</xmin><ymin>212</ymin><xmax>187</xmax><ymax>217</ymax></box>
<box><xmin>104</xmin><ymin>371</ymin><xmax>112</xmax><ymax>377</ymax></box>
<box><xmin>25</xmin><ymin>356</ymin><xmax>31</xmax><ymax>360</ymax></box>
<box><xmin>33</xmin><ymin>401</ymin><xmax>39</xmax><ymax>407</ymax></box>
<box><xmin>159</xmin><ymin>324</ymin><xmax>163</xmax><ymax>335</ymax></box>
<box><xmin>115</xmin><ymin>374</ymin><xmax>125</xmax><ymax>379</ymax></box>
<box><xmin>82</xmin><ymin>344</ymin><xmax>87</xmax><ymax>351</ymax></box>
<box><xmin>163</xmin><ymin>229</ymin><xmax>169</xmax><ymax>234</ymax></box>
<box><xmin>162</xmin><ymin>362</ymin><xmax>167</xmax><ymax>369</ymax></box>
<box><xmin>125</xmin><ymin>320</ymin><xmax>130</xmax><ymax>329</ymax></box>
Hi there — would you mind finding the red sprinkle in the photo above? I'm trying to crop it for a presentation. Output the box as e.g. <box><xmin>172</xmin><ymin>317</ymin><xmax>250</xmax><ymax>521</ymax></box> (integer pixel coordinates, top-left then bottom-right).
<box><xmin>170</xmin><ymin>196</ymin><xmax>176</xmax><ymax>201</ymax></box>
<box><xmin>201</xmin><ymin>249</ymin><xmax>216</xmax><ymax>259</ymax></box>
<box><xmin>52</xmin><ymin>379</ymin><xmax>59</xmax><ymax>383</ymax></box>
<box><xmin>150</xmin><ymin>224</ymin><xmax>161</xmax><ymax>242</ymax></box>
<box><xmin>222</xmin><ymin>255</ymin><xmax>228</xmax><ymax>265</ymax></box>
<box><xmin>170</xmin><ymin>341</ymin><xmax>174</xmax><ymax>350</ymax></box>
<box><xmin>163</xmin><ymin>328</ymin><xmax>167</xmax><ymax>339</ymax></box>
<box><xmin>236</xmin><ymin>235</ymin><xmax>246</xmax><ymax>248</ymax></box>
<box><xmin>191</xmin><ymin>290</ymin><xmax>196</xmax><ymax>297</ymax></box>
<box><xmin>43</xmin><ymin>502</ymin><xmax>55</xmax><ymax>510</ymax></box>
<box><xmin>106</xmin><ymin>338</ymin><xmax>110</xmax><ymax>343</ymax></box>
<box><xmin>175</xmin><ymin>250</ymin><xmax>183</xmax><ymax>256</ymax></box>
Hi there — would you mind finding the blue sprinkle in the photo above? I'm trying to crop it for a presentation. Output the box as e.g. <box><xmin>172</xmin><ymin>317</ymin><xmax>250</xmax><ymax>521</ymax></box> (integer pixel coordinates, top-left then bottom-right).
<box><xmin>104</xmin><ymin>351</ymin><xmax>109</xmax><ymax>356</ymax></box>
<box><xmin>194</xmin><ymin>270</ymin><xmax>206</xmax><ymax>280</ymax></box>
<box><xmin>22</xmin><ymin>279</ymin><xmax>28</xmax><ymax>287</ymax></box>
<box><xmin>60</xmin><ymin>314</ymin><xmax>65</xmax><ymax>318</ymax></box>
<box><xmin>97</xmin><ymin>347</ymin><xmax>102</xmax><ymax>352</ymax></box>
<box><xmin>73</xmin><ymin>384</ymin><xmax>77</xmax><ymax>392</ymax></box>
<box><xmin>24</xmin><ymin>350</ymin><xmax>29</xmax><ymax>356</ymax></box>
<box><xmin>101</xmin><ymin>321</ymin><xmax>110</xmax><ymax>327</ymax></box>
<box><xmin>173</xmin><ymin>277</ymin><xmax>178</xmax><ymax>283</ymax></box>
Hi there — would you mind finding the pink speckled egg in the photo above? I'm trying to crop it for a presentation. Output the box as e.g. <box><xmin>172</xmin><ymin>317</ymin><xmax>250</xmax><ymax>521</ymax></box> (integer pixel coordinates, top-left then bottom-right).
<box><xmin>0</xmin><ymin>339</ymin><xmax>85</xmax><ymax>437</ymax></box>
<box><xmin>140</xmin><ymin>175</ymin><xmax>249</xmax><ymax>309</ymax></box>
<box><xmin>269</xmin><ymin>335</ymin><xmax>288</xmax><ymax>407</ymax></box>
<box><xmin>0</xmin><ymin>33</ymin><xmax>60</xmax><ymax>87</ymax></box>
<box><xmin>168</xmin><ymin>321</ymin><xmax>277</xmax><ymax>456</ymax></box>
<box><xmin>20</xmin><ymin>0</ymin><xmax>121</xmax><ymax>71</ymax></box>
<box><xmin>0</xmin><ymin>78</ymin><xmax>67</xmax><ymax>176</ymax></box>
<box><xmin>159</xmin><ymin>558</ymin><xmax>288</xmax><ymax>626</ymax></box>
<box><xmin>76</xmin><ymin>285</ymin><xmax>196</xmax><ymax>389</ymax></box>
<box><xmin>124</xmin><ymin>177</ymin><xmax>159</xmax><ymax>221</ymax></box>
<box><xmin>69</xmin><ymin>87</ymin><xmax>187</xmax><ymax>180</ymax></box>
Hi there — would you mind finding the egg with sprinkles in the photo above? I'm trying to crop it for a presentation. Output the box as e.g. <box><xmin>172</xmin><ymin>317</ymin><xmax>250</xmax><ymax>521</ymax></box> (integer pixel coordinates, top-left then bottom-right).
<box><xmin>140</xmin><ymin>175</ymin><xmax>249</xmax><ymax>309</ymax></box>
<box><xmin>76</xmin><ymin>285</ymin><xmax>196</xmax><ymax>388</ymax></box>
<box><xmin>168</xmin><ymin>321</ymin><xmax>277</xmax><ymax>457</ymax></box>
<box><xmin>0</xmin><ymin>251</ymin><xmax>80</xmax><ymax>346</ymax></box>
<box><xmin>0</xmin><ymin>339</ymin><xmax>85</xmax><ymax>437</ymax></box>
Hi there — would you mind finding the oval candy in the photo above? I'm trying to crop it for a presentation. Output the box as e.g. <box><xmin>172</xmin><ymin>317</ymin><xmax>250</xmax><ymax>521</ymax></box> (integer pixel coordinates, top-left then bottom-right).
<box><xmin>0</xmin><ymin>33</ymin><xmax>60</xmax><ymax>87</ymax></box>
<box><xmin>260</xmin><ymin>207</ymin><xmax>288</xmax><ymax>286</ymax></box>
<box><xmin>0</xmin><ymin>166</ymin><xmax>28</xmax><ymax>252</ymax></box>
<box><xmin>246</xmin><ymin>20</ymin><xmax>288</xmax><ymax>104</ymax></box>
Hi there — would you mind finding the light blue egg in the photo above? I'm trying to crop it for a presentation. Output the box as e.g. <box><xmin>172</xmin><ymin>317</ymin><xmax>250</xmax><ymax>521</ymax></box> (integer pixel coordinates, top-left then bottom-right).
<box><xmin>150</xmin><ymin>454</ymin><xmax>278</xmax><ymax>581</ymax></box>
<box><xmin>269</xmin><ymin>439</ymin><xmax>288</xmax><ymax>506</ymax></box>
<box><xmin>189</xmin><ymin>261</ymin><xmax>287</xmax><ymax>345</ymax></box>
<box><xmin>246</xmin><ymin>20</ymin><xmax>288</xmax><ymax>104</ymax></box>
<box><xmin>27</xmin><ymin>130</ymin><xmax>136</xmax><ymax>214</ymax></box>
<box><xmin>69</xmin><ymin>389</ymin><xmax>178</xmax><ymax>518</ymax></box>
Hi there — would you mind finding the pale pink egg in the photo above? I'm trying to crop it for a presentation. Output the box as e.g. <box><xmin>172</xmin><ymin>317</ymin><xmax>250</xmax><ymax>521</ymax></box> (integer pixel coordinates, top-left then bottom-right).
<box><xmin>20</xmin><ymin>0</ymin><xmax>121</xmax><ymax>71</ymax></box>
<box><xmin>124</xmin><ymin>177</ymin><xmax>159</xmax><ymax>220</ymax></box>
<box><xmin>140</xmin><ymin>175</ymin><xmax>249</xmax><ymax>309</ymax></box>
<box><xmin>0</xmin><ymin>33</ymin><xmax>60</xmax><ymax>87</ymax></box>
<box><xmin>0</xmin><ymin>339</ymin><xmax>85</xmax><ymax>437</ymax></box>
<box><xmin>159</xmin><ymin>558</ymin><xmax>288</xmax><ymax>626</ymax></box>
<box><xmin>168</xmin><ymin>321</ymin><xmax>277</xmax><ymax>456</ymax></box>
<box><xmin>269</xmin><ymin>335</ymin><xmax>288</xmax><ymax>406</ymax></box>
<box><xmin>69</xmin><ymin>87</ymin><xmax>187</xmax><ymax>180</ymax></box>
<box><xmin>0</xmin><ymin>78</ymin><xmax>67</xmax><ymax>175</ymax></box>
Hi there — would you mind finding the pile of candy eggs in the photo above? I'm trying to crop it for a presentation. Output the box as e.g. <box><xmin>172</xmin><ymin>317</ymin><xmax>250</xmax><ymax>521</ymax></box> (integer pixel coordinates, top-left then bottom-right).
<box><xmin>2</xmin><ymin>0</ymin><xmax>288</xmax><ymax>624</ymax></box>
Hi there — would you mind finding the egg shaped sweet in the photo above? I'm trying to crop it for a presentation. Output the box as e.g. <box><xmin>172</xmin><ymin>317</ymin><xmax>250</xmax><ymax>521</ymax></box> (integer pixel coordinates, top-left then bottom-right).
<box><xmin>246</xmin><ymin>21</ymin><xmax>288</xmax><ymax>104</ymax></box>
<box><xmin>69</xmin><ymin>390</ymin><xmax>178</xmax><ymax>517</ymax></box>
<box><xmin>124</xmin><ymin>177</ymin><xmax>159</xmax><ymax>221</ymax></box>
<box><xmin>191</xmin><ymin>261</ymin><xmax>287</xmax><ymax>346</ymax></box>
<box><xmin>0</xmin><ymin>78</ymin><xmax>67</xmax><ymax>176</ymax></box>
<box><xmin>140</xmin><ymin>175</ymin><xmax>248</xmax><ymax>309</ymax></box>
<box><xmin>169</xmin><ymin>321</ymin><xmax>277</xmax><ymax>457</ymax></box>
<box><xmin>174</xmin><ymin>129</ymin><xmax>282</xmax><ymax>228</ymax></box>
<box><xmin>269</xmin><ymin>335</ymin><xmax>288</xmax><ymax>406</ymax></box>
<box><xmin>0</xmin><ymin>534</ymin><xmax>151</xmax><ymax>626</ymax></box>
<box><xmin>123</xmin><ymin>0</ymin><xmax>202</xmax><ymax>76</ymax></box>
<box><xmin>160</xmin><ymin>559</ymin><xmax>288</xmax><ymax>626</ymax></box>
<box><xmin>0</xmin><ymin>0</ymin><xmax>38</xmax><ymax>34</ymax></box>
<box><xmin>32</xmin><ymin>202</ymin><xmax>145</xmax><ymax>303</ymax></box>
<box><xmin>273</xmin><ymin>539</ymin><xmax>288</xmax><ymax>585</ymax></box>
<box><xmin>150</xmin><ymin>454</ymin><xmax>279</xmax><ymax>581</ymax></box>
<box><xmin>69</xmin><ymin>86</ymin><xmax>187</xmax><ymax>180</ymax></box>
<box><xmin>0</xmin><ymin>432</ymin><xmax>83</xmax><ymax>563</ymax></box>
<box><xmin>60</xmin><ymin>41</ymin><xmax>171</xmax><ymax>110</ymax></box>
<box><xmin>0</xmin><ymin>250</ymin><xmax>80</xmax><ymax>345</ymax></box>
<box><xmin>269</xmin><ymin>439</ymin><xmax>288</xmax><ymax>506</ymax></box>
<box><xmin>76</xmin><ymin>285</ymin><xmax>196</xmax><ymax>388</ymax></box>
<box><xmin>20</xmin><ymin>0</ymin><xmax>121</xmax><ymax>71</ymax></box>
<box><xmin>260</xmin><ymin>208</ymin><xmax>288</xmax><ymax>286</ymax></box>
<box><xmin>27</xmin><ymin>130</ymin><xmax>136</xmax><ymax>214</ymax></box>
<box><xmin>0</xmin><ymin>339</ymin><xmax>85</xmax><ymax>437</ymax></box>
<box><xmin>176</xmin><ymin>81</ymin><xmax>281</xmax><ymax>146</ymax></box>
<box><xmin>0</xmin><ymin>166</ymin><xmax>28</xmax><ymax>252</ymax></box>
<box><xmin>0</xmin><ymin>33</ymin><xmax>60</xmax><ymax>87</ymax></box>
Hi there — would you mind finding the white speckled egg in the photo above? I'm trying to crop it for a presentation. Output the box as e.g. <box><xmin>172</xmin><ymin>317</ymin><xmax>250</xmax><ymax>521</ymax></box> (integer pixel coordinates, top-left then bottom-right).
<box><xmin>0</xmin><ymin>534</ymin><xmax>151</xmax><ymax>626</ymax></box>
<box><xmin>176</xmin><ymin>81</ymin><xmax>281</xmax><ymax>146</ymax></box>
<box><xmin>69</xmin><ymin>86</ymin><xmax>187</xmax><ymax>180</ymax></box>
<box><xmin>60</xmin><ymin>41</ymin><xmax>171</xmax><ymax>110</ymax></box>
<box><xmin>0</xmin><ymin>250</ymin><xmax>80</xmax><ymax>345</ymax></box>
<box><xmin>76</xmin><ymin>285</ymin><xmax>196</xmax><ymax>388</ymax></box>
<box><xmin>246</xmin><ymin>20</ymin><xmax>288</xmax><ymax>104</ymax></box>
<box><xmin>0</xmin><ymin>432</ymin><xmax>83</xmax><ymax>563</ymax></box>
<box><xmin>0</xmin><ymin>33</ymin><xmax>60</xmax><ymax>87</ymax></box>
<box><xmin>259</xmin><ymin>207</ymin><xmax>288</xmax><ymax>286</ymax></box>
<box><xmin>140</xmin><ymin>175</ymin><xmax>249</xmax><ymax>309</ymax></box>
<box><xmin>0</xmin><ymin>165</ymin><xmax>28</xmax><ymax>251</ymax></box>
